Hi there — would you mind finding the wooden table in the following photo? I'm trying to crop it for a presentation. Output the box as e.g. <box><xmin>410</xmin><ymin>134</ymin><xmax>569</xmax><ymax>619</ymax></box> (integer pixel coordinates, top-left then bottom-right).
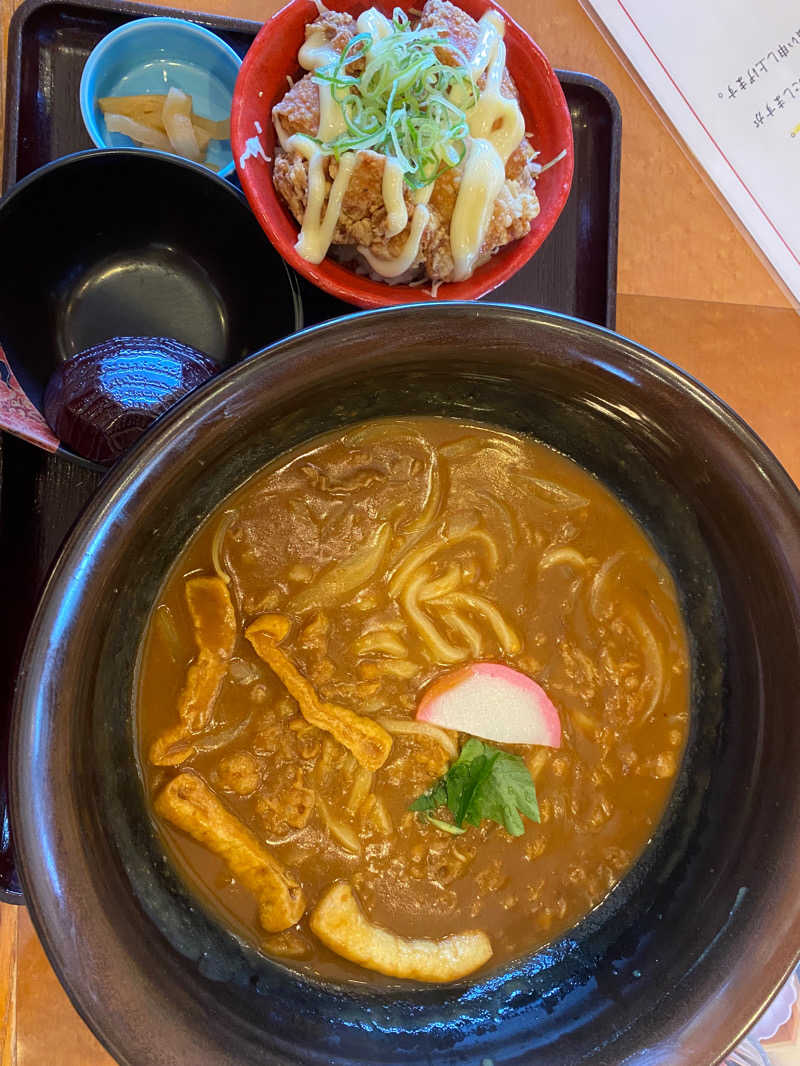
<box><xmin>1</xmin><ymin>0</ymin><xmax>798</xmax><ymax>1061</ymax></box>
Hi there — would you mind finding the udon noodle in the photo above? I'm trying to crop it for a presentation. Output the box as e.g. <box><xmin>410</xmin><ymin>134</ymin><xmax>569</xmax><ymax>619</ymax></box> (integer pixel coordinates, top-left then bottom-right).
<box><xmin>137</xmin><ymin>417</ymin><xmax>689</xmax><ymax>982</ymax></box>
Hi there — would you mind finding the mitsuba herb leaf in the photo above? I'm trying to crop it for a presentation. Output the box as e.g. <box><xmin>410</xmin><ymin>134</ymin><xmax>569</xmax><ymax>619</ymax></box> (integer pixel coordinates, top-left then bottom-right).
<box><xmin>409</xmin><ymin>738</ymin><xmax>540</xmax><ymax>837</ymax></box>
<box><xmin>446</xmin><ymin>740</ymin><xmax>499</xmax><ymax>827</ymax></box>
<box><xmin>409</xmin><ymin>778</ymin><xmax>447</xmax><ymax>812</ymax></box>
<box><xmin>470</xmin><ymin>748</ymin><xmax>540</xmax><ymax>836</ymax></box>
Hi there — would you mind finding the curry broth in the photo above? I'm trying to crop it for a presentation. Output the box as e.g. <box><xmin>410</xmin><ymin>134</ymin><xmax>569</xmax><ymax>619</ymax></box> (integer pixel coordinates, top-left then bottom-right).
<box><xmin>137</xmin><ymin>417</ymin><xmax>689</xmax><ymax>981</ymax></box>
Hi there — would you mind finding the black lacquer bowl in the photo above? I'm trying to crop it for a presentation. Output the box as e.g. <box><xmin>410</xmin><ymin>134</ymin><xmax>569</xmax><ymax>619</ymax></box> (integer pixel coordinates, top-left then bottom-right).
<box><xmin>0</xmin><ymin>148</ymin><xmax>302</xmax><ymax>465</ymax></box>
<box><xmin>11</xmin><ymin>304</ymin><xmax>800</xmax><ymax>1065</ymax></box>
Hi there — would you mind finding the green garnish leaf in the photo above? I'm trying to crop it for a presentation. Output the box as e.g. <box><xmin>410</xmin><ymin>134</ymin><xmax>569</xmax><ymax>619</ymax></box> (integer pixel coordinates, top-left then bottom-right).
<box><xmin>446</xmin><ymin>739</ymin><xmax>500</xmax><ymax>827</ymax></box>
<box><xmin>409</xmin><ymin>738</ymin><xmax>540</xmax><ymax>837</ymax></box>
<box><xmin>312</xmin><ymin>9</ymin><xmax>478</xmax><ymax>189</ymax></box>
<box><xmin>468</xmin><ymin>745</ymin><xmax>540</xmax><ymax>836</ymax></box>
<box><xmin>409</xmin><ymin>778</ymin><xmax>447</xmax><ymax>812</ymax></box>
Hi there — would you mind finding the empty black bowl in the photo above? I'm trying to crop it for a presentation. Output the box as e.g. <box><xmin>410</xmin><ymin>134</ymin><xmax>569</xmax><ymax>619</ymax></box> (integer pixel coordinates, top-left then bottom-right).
<box><xmin>11</xmin><ymin>304</ymin><xmax>800</xmax><ymax>1065</ymax></box>
<box><xmin>0</xmin><ymin>149</ymin><xmax>301</xmax><ymax>465</ymax></box>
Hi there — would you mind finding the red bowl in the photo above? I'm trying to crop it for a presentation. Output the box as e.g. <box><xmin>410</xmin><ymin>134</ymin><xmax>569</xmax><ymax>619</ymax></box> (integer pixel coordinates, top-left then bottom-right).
<box><xmin>232</xmin><ymin>0</ymin><xmax>574</xmax><ymax>308</ymax></box>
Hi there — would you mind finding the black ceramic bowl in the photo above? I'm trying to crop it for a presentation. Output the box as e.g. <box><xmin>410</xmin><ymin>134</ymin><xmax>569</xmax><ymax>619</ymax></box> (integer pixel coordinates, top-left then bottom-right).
<box><xmin>11</xmin><ymin>305</ymin><xmax>800</xmax><ymax>1065</ymax></box>
<box><xmin>0</xmin><ymin>148</ymin><xmax>301</xmax><ymax>465</ymax></box>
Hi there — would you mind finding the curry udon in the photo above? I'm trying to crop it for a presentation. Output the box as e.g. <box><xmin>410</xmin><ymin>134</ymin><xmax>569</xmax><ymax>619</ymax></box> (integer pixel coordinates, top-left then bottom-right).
<box><xmin>137</xmin><ymin>417</ymin><xmax>689</xmax><ymax>982</ymax></box>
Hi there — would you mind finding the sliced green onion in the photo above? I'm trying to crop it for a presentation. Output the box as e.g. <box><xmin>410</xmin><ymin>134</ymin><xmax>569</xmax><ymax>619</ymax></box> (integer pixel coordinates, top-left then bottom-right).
<box><xmin>425</xmin><ymin>813</ymin><xmax>466</xmax><ymax>836</ymax></box>
<box><xmin>311</xmin><ymin>11</ymin><xmax>478</xmax><ymax>189</ymax></box>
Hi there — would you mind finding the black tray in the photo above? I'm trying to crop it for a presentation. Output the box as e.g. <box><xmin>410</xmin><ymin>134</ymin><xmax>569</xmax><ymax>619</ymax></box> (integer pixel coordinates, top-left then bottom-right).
<box><xmin>0</xmin><ymin>0</ymin><xmax>621</xmax><ymax>903</ymax></box>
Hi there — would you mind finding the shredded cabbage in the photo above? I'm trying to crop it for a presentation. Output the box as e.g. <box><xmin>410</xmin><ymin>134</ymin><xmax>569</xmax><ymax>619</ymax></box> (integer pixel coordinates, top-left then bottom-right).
<box><xmin>313</xmin><ymin>8</ymin><xmax>478</xmax><ymax>189</ymax></box>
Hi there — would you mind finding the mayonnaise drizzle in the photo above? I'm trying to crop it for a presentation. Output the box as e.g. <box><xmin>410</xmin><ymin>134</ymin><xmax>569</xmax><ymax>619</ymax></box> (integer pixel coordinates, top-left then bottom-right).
<box><xmin>450</xmin><ymin>138</ymin><xmax>505</xmax><ymax>280</ymax></box>
<box><xmin>449</xmin><ymin>12</ymin><xmax>524</xmax><ymax>278</ymax></box>
<box><xmin>286</xmin><ymin>27</ymin><xmax>350</xmax><ymax>261</ymax></box>
<box><xmin>465</xmin><ymin>18</ymin><xmax>525</xmax><ymax>164</ymax></box>
<box><xmin>359</xmin><ymin>204</ymin><xmax>430</xmax><ymax>277</ymax></box>
<box><xmin>412</xmin><ymin>183</ymin><xmax>434</xmax><ymax>206</ymax></box>
<box><xmin>274</xmin><ymin>114</ymin><xmax>291</xmax><ymax>152</ymax></box>
<box><xmin>382</xmin><ymin>158</ymin><xmax>409</xmax><ymax>237</ymax></box>
<box><xmin>287</xmin><ymin>134</ymin><xmax>357</xmax><ymax>263</ymax></box>
<box><xmin>298</xmin><ymin>26</ymin><xmax>347</xmax><ymax>141</ymax></box>
<box><xmin>286</xmin><ymin>133</ymin><xmax>317</xmax><ymax>160</ymax></box>
<box><xmin>469</xmin><ymin>10</ymin><xmax>505</xmax><ymax>78</ymax></box>
<box><xmin>356</xmin><ymin>8</ymin><xmax>393</xmax><ymax>42</ymax></box>
<box><xmin>275</xmin><ymin>7</ymin><xmax>527</xmax><ymax>282</ymax></box>
<box><xmin>298</xmin><ymin>25</ymin><xmax>338</xmax><ymax>70</ymax></box>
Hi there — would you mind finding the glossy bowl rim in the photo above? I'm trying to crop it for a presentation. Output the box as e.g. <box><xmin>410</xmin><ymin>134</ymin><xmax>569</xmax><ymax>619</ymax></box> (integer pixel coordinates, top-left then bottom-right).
<box><xmin>11</xmin><ymin>303</ymin><xmax>800</xmax><ymax>1065</ymax></box>
<box><xmin>231</xmin><ymin>0</ymin><xmax>575</xmax><ymax>308</ymax></box>
<box><xmin>79</xmin><ymin>15</ymin><xmax>243</xmax><ymax>179</ymax></box>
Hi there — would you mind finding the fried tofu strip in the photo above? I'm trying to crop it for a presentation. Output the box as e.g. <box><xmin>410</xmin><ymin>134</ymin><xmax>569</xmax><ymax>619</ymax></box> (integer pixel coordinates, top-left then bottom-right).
<box><xmin>149</xmin><ymin>652</ymin><xmax>229</xmax><ymax>765</ymax></box>
<box><xmin>155</xmin><ymin>773</ymin><xmax>306</xmax><ymax>932</ymax></box>
<box><xmin>185</xmin><ymin>576</ymin><xmax>237</xmax><ymax>659</ymax></box>
<box><xmin>245</xmin><ymin>615</ymin><xmax>392</xmax><ymax>771</ymax></box>
<box><xmin>310</xmin><ymin>882</ymin><xmax>492</xmax><ymax>983</ymax></box>
<box><xmin>150</xmin><ymin>577</ymin><xmax>236</xmax><ymax>766</ymax></box>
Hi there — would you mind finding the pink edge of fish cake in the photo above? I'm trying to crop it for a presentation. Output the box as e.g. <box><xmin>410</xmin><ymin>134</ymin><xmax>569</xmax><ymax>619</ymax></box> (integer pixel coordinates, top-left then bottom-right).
<box><xmin>416</xmin><ymin>662</ymin><xmax>562</xmax><ymax>748</ymax></box>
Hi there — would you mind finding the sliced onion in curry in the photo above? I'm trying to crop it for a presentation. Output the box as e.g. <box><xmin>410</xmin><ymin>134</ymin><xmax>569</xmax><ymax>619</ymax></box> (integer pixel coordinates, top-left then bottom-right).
<box><xmin>137</xmin><ymin>416</ymin><xmax>689</xmax><ymax>983</ymax></box>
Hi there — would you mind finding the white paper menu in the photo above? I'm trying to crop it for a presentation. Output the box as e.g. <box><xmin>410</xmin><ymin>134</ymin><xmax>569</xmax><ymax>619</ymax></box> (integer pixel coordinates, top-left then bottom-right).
<box><xmin>584</xmin><ymin>0</ymin><xmax>800</xmax><ymax>309</ymax></box>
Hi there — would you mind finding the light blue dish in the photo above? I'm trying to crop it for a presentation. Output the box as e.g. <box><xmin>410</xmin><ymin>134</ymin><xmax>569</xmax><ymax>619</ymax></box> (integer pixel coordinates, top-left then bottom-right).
<box><xmin>80</xmin><ymin>17</ymin><xmax>242</xmax><ymax>179</ymax></box>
